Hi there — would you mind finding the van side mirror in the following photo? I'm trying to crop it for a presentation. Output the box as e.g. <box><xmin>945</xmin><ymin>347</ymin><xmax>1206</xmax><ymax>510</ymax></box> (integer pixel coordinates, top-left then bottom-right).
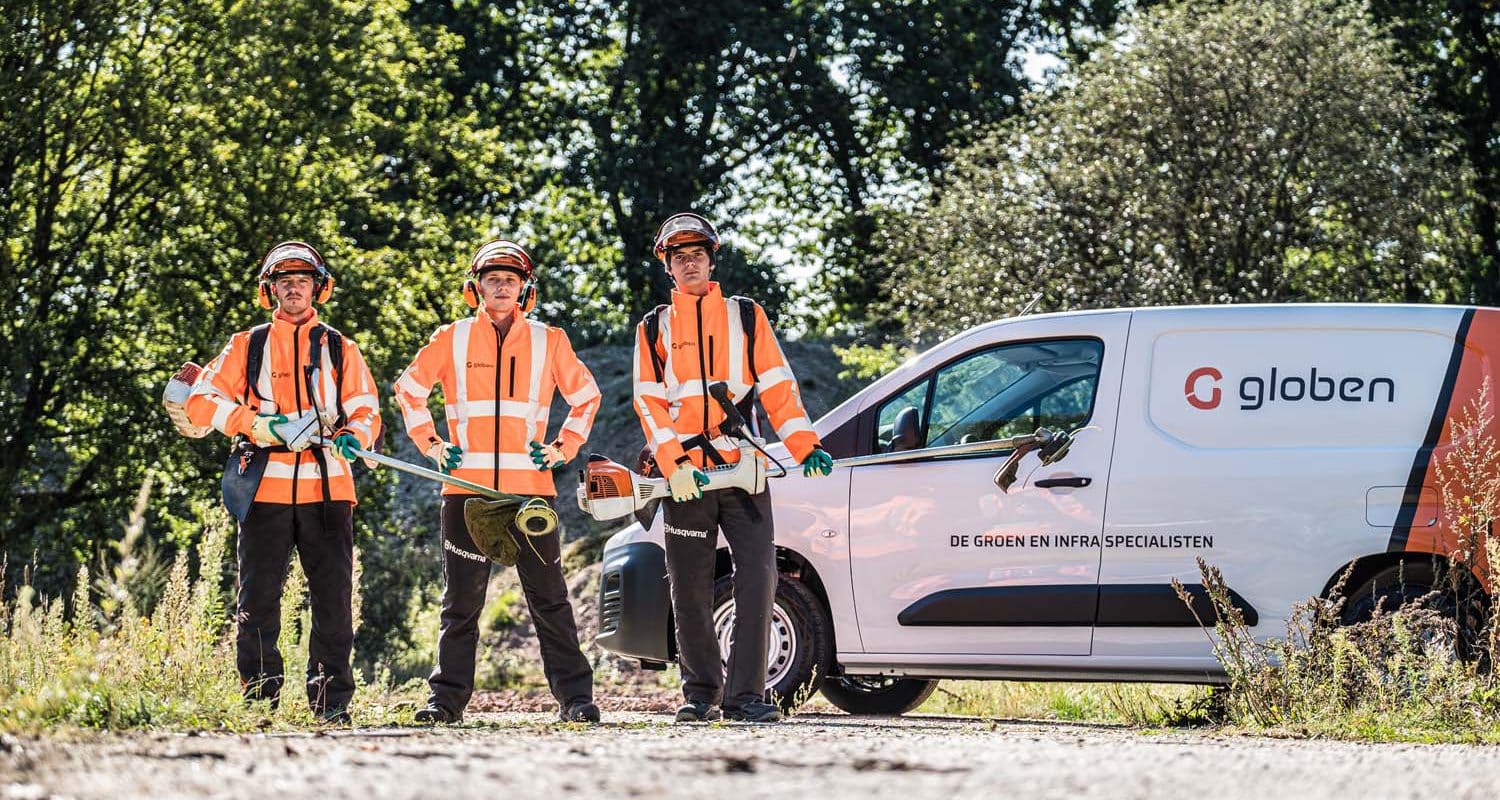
<box><xmin>889</xmin><ymin>406</ymin><xmax>921</xmax><ymax>453</ymax></box>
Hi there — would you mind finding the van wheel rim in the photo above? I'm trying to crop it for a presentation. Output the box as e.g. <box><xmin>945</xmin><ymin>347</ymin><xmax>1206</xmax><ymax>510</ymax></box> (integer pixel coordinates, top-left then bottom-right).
<box><xmin>713</xmin><ymin>600</ymin><xmax>798</xmax><ymax>690</ymax></box>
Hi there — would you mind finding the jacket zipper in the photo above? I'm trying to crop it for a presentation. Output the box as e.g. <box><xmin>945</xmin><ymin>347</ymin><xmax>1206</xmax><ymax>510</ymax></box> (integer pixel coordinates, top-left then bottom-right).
<box><xmin>501</xmin><ymin>321</ymin><xmax>507</xmax><ymax>489</ymax></box>
<box><xmin>708</xmin><ymin>335</ymin><xmax>715</xmax><ymax>377</ymax></box>
<box><xmin>695</xmin><ymin>296</ymin><xmax>709</xmax><ymax>433</ymax></box>
<box><xmin>291</xmin><ymin>321</ymin><xmax>304</xmax><ymax>505</ymax></box>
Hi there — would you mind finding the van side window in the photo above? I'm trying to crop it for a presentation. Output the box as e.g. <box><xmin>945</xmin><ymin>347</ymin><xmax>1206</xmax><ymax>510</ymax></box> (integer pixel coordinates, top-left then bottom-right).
<box><xmin>875</xmin><ymin>379</ymin><xmax>930</xmax><ymax>453</ymax></box>
<box><xmin>927</xmin><ymin>339</ymin><xmax>1103</xmax><ymax>448</ymax></box>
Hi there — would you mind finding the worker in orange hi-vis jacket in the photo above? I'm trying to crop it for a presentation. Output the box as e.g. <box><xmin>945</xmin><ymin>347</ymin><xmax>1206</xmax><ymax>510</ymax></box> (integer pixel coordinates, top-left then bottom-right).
<box><xmin>393</xmin><ymin>239</ymin><xmax>602</xmax><ymax>725</ymax></box>
<box><xmin>632</xmin><ymin>212</ymin><xmax>835</xmax><ymax>725</ymax></box>
<box><xmin>185</xmin><ymin>241</ymin><xmax>382</xmax><ymax>725</ymax></box>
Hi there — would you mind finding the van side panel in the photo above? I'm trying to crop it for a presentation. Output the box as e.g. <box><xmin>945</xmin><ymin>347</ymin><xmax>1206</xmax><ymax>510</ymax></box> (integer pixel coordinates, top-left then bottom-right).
<box><xmin>1392</xmin><ymin>308</ymin><xmax>1497</xmax><ymax>588</ymax></box>
<box><xmin>1097</xmin><ymin>306</ymin><xmax>1470</xmax><ymax>662</ymax></box>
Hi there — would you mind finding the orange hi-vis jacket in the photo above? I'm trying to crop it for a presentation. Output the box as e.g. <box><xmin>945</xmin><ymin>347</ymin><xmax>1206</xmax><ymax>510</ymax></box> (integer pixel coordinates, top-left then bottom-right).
<box><xmin>632</xmin><ymin>282</ymin><xmax>821</xmax><ymax>473</ymax></box>
<box><xmin>185</xmin><ymin>309</ymin><xmax>382</xmax><ymax>505</ymax></box>
<box><xmin>394</xmin><ymin>307</ymin><xmax>601</xmax><ymax>498</ymax></box>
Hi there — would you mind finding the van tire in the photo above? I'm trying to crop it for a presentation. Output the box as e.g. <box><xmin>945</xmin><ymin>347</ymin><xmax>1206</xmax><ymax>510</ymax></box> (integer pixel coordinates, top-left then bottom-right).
<box><xmin>1340</xmin><ymin>560</ymin><xmax>1488</xmax><ymax>661</ymax></box>
<box><xmin>712</xmin><ymin>575</ymin><xmax>833</xmax><ymax>713</ymax></box>
<box><xmin>820</xmin><ymin>676</ymin><xmax>938</xmax><ymax>716</ymax></box>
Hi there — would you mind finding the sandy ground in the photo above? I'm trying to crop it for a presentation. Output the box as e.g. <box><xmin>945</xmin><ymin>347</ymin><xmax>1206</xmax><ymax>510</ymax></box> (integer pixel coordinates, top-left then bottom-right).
<box><xmin>5</xmin><ymin>710</ymin><xmax>1500</xmax><ymax>800</ymax></box>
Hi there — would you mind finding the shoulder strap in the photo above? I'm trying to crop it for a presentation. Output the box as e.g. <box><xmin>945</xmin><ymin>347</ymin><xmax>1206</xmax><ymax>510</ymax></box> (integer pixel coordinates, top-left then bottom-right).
<box><xmin>732</xmin><ymin>296</ymin><xmax>759</xmax><ymax>383</ymax></box>
<box><xmin>307</xmin><ymin>324</ymin><xmax>347</xmax><ymax>428</ymax></box>
<box><xmin>244</xmin><ymin>323</ymin><xmax>272</xmax><ymax>404</ymax></box>
<box><xmin>643</xmin><ymin>304</ymin><xmax>669</xmax><ymax>383</ymax></box>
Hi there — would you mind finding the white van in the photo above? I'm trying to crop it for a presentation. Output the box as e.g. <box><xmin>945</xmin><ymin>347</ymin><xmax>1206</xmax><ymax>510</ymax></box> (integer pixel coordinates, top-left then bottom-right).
<box><xmin>595</xmin><ymin>304</ymin><xmax>1496</xmax><ymax>714</ymax></box>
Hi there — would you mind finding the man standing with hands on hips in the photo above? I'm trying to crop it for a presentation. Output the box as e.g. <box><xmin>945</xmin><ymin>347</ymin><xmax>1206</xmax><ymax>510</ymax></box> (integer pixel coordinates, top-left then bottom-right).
<box><xmin>631</xmin><ymin>213</ymin><xmax>835</xmax><ymax>724</ymax></box>
<box><xmin>394</xmin><ymin>239</ymin><xmax>602</xmax><ymax>724</ymax></box>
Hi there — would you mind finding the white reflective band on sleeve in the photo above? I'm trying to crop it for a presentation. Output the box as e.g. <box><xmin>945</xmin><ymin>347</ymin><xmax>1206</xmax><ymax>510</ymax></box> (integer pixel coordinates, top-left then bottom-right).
<box><xmin>756</xmin><ymin>365</ymin><xmax>794</xmax><ymax>390</ymax></box>
<box><xmin>396</xmin><ymin>371</ymin><xmax>429</xmax><ymax>400</ymax></box>
<box><xmin>402</xmin><ymin>406</ymin><xmax>434</xmax><ymax>429</ymax></box>
<box><xmin>455</xmin><ymin>452</ymin><xmax>538</xmax><ymax>471</ymax></box>
<box><xmin>348</xmin><ymin>420</ymin><xmax>372</xmax><ymax>436</ymax></box>
<box><xmin>561</xmin><ymin>415</ymin><xmax>589</xmax><ymax>436</ymax></box>
<box><xmin>450</xmin><ymin>319</ymin><xmax>474</xmax><ymax>447</ymax></box>
<box><xmin>563</xmin><ymin>382</ymin><xmax>600</xmax><ymax>406</ymax></box>
<box><xmin>637</xmin><ymin>397</ymin><xmax>677</xmax><ymax>444</ymax></box>
<box><xmin>776</xmin><ymin>417</ymin><xmax>815</xmax><ymax>439</ymax></box>
<box><xmin>264</xmin><ymin>458</ymin><xmax>348</xmax><ymax>480</ymax></box>
<box><xmin>210</xmin><ymin>398</ymin><xmax>236</xmax><ymax>433</ymax></box>
<box><xmin>344</xmin><ymin>393</ymin><xmax>378</xmax><ymax>415</ymax></box>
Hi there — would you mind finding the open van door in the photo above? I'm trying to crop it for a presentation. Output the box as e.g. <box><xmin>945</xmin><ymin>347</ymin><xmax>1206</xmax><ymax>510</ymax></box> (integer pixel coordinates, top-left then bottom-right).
<box><xmin>846</xmin><ymin>312</ymin><xmax>1130</xmax><ymax>656</ymax></box>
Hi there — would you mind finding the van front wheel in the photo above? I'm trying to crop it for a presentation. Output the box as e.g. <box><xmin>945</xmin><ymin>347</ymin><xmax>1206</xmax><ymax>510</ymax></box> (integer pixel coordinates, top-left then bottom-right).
<box><xmin>712</xmin><ymin>575</ymin><xmax>833</xmax><ymax>713</ymax></box>
<box><xmin>820</xmin><ymin>676</ymin><xmax>938</xmax><ymax>716</ymax></box>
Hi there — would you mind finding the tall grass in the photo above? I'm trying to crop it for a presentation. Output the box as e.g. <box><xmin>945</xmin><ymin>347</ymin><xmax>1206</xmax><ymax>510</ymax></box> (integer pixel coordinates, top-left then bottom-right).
<box><xmin>1174</xmin><ymin>380</ymin><xmax>1500</xmax><ymax>742</ymax></box>
<box><xmin>0</xmin><ymin>501</ymin><xmax>420</xmax><ymax>732</ymax></box>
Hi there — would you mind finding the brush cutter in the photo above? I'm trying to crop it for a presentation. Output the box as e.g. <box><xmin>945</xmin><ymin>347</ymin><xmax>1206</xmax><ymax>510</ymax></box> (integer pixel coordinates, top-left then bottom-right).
<box><xmin>309</xmin><ymin>437</ymin><xmax>557</xmax><ymax>566</ymax></box>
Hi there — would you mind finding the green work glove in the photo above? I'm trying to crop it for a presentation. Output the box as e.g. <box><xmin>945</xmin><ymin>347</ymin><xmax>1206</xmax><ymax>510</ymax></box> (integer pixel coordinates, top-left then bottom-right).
<box><xmin>250</xmin><ymin>413</ymin><xmax>289</xmax><ymax>447</ymax></box>
<box><xmin>425</xmin><ymin>440</ymin><xmax>464</xmax><ymax>474</ymax></box>
<box><xmin>668</xmin><ymin>462</ymin><xmax>710</xmax><ymax>502</ymax></box>
<box><xmin>331</xmin><ymin>431</ymin><xmax>361</xmax><ymax>461</ymax></box>
<box><xmin>802</xmin><ymin>447</ymin><xmax>834</xmax><ymax>477</ymax></box>
<box><xmin>529</xmin><ymin>440</ymin><xmax>567</xmax><ymax>471</ymax></box>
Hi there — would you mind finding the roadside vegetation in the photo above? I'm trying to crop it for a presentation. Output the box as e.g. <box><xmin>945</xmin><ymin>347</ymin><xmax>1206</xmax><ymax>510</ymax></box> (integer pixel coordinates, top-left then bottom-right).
<box><xmin>1178</xmin><ymin>383</ymin><xmax>1500</xmax><ymax>743</ymax></box>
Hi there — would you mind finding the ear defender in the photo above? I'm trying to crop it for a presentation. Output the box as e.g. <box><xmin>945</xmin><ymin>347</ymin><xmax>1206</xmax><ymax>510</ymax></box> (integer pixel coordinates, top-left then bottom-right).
<box><xmin>462</xmin><ymin>279</ymin><xmax>480</xmax><ymax>309</ymax></box>
<box><xmin>520</xmin><ymin>282</ymin><xmax>537</xmax><ymax>314</ymax></box>
<box><xmin>315</xmin><ymin>275</ymin><xmax>335</xmax><ymax>304</ymax></box>
<box><xmin>257</xmin><ymin>282</ymin><xmax>273</xmax><ymax>309</ymax></box>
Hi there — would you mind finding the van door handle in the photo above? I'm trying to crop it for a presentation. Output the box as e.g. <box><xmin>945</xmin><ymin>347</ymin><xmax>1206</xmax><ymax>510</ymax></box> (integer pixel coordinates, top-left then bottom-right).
<box><xmin>1034</xmin><ymin>476</ymin><xmax>1091</xmax><ymax>489</ymax></box>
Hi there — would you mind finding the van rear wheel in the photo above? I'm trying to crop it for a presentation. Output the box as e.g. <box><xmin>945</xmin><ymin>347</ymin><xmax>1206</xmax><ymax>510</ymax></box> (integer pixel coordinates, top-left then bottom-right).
<box><xmin>820</xmin><ymin>676</ymin><xmax>938</xmax><ymax>716</ymax></box>
<box><xmin>1341</xmin><ymin>560</ymin><xmax>1488</xmax><ymax>663</ymax></box>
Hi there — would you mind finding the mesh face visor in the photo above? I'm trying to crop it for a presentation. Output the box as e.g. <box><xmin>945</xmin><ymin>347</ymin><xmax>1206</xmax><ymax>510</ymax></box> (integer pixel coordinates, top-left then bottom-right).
<box><xmin>260</xmin><ymin>242</ymin><xmax>326</xmax><ymax>280</ymax></box>
<box><xmin>653</xmin><ymin>214</ymin><xmax>719</xmax><ymax>261</ymax></box>
<box><xmin>469</xmin><ymin>240</ymin><xmax>534</xmax><ymax>280</ymax></box>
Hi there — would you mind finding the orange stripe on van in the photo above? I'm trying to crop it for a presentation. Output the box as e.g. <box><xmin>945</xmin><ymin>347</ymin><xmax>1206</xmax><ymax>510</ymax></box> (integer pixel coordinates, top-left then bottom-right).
<box><xmin>1391</xmin><ymin>307</ymin><xmax>1497</xmax><ymax>590</ymax></box>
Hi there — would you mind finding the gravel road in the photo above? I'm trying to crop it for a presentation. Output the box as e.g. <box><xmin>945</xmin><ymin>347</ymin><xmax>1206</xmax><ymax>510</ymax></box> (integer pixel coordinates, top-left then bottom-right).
<box><xmin>5</xmin><ymin>711</ymin><xmax>1500</xmax><ymax>800</ymax></box>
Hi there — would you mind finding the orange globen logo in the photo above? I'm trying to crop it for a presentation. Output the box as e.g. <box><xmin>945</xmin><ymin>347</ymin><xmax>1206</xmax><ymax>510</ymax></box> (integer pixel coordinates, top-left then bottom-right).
<box><xmin>1185</xmin><ymin>366</ymin><xmax>1222</xmax><ymax>410</ymax></box>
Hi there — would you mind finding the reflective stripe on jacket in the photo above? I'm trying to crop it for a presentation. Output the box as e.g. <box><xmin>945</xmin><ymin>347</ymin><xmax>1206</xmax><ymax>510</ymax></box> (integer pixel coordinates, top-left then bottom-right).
<box><xmin>185</xmin><ymin>309</ymin><xmax>382</xmax><ymax>505</ymax></box>
<box><xmin>394</xmin><ymin>307</ymin><xmax>600</xmax><ymax>497</ymax></box>
<box><xmin>632</xmin><ymin>281</ymin><xmax>819</xmax><ymax>472</ymax></box>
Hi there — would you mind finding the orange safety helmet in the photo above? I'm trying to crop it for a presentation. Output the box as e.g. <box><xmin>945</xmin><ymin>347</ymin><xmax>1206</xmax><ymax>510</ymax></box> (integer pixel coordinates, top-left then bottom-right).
<box><xmin>463</xmin><ymin>239</ymin><xmax>537</xmax><ymax>313</ymax></box>
<box><xmin>652</xmin><ymin>212</ymin><xmax>719</xmax><ymax>266</ymax></box>
<box><xmin>257</xmin><ymin>241</ymin><xmax>333</xmax><ymax>309</ymax></box>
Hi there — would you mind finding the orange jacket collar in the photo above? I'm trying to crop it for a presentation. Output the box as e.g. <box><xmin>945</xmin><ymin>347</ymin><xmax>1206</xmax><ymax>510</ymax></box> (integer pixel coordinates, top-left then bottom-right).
<box><xmin>272</xmin><ymin>307</ymin><xmax>320</xmax><ymax>329</ymax></box>
<box><xmin>671</xmin><ymin>281</ymin><xmax>723</xmax><ymax>312</ymax></box>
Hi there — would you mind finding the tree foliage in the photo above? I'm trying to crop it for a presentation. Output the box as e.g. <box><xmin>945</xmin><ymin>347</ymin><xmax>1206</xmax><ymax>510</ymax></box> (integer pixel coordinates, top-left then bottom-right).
<box><xmin>878</xmin><ymin>0</ymin><xmax>1479</xmax><ymax>343</ymax></box>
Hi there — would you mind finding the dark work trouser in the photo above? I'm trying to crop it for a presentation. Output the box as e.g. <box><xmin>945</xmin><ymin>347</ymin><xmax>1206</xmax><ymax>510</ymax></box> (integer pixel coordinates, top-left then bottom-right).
<box><xmin>236</xmin><ymin>501</ymin><xmax>356</xmax><ymax>713</ymax></box>
<box><xmin>427</xmin><ymin>495</ymin><xmax>594</xmax><ymax>715</ymax></box>
<box><xmin>662</xmin><ymin>488</ymin><xmax>775</xmax><ymax>709</ymax></box>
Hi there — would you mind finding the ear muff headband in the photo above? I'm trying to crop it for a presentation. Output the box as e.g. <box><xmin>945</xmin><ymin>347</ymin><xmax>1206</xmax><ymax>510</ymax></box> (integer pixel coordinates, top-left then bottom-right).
<box><xmin>465</xmin><ymin>275</ymin><xmax>537</xmax><ymax>314</ymax></box>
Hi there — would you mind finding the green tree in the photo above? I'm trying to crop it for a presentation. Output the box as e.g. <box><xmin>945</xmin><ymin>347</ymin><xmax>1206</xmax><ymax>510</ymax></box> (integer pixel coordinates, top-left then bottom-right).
<box><xmin>1368</xmin><ymin>0</ymin><xmax>1500</xmax><ymax>303</ymax></box>
<box><xmin>878</xmin><ymin>0</ymin><xmax>1477</xmax><ymax>343</ymax></box>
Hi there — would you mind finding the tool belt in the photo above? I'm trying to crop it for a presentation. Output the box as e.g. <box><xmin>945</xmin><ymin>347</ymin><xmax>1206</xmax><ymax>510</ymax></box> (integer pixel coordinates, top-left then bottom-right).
<box><xmin>220</xmin><ymin>438</ymin><xmax>336</xmax><ymax>522</ymax></box>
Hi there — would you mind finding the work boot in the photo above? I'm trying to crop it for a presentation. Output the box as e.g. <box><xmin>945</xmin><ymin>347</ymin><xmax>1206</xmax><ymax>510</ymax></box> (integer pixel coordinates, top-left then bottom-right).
<box><xmin>413</xmin><ymin>703</ymin><xmax>462</xmax><ymax>724</ymax></box>
<box><xmin>674</xmin><ymin>700</ymin><xmax>721</xmax><ymax>723</ymax></box>
<box><xmin>317</xmin><ymin>706</ymin><xmax>352</xmax><ymax>725</ymax></box>
<box><xmin>723</xmin><ymin>700</ymin><xmax>782</xmax><ymax>723</ymax></box>
<box><xmin>559</xmin><ymin>701</ymin><xmax>601</xmax><ymax>723</ymax></box>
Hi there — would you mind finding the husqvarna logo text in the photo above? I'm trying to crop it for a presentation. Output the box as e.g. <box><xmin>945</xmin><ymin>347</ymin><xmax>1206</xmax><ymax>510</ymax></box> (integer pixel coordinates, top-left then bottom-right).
<box><xmin>1186</xmin><ymin>366</ymin><xmax>1396</xmax><ymax>411</ymax></box>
